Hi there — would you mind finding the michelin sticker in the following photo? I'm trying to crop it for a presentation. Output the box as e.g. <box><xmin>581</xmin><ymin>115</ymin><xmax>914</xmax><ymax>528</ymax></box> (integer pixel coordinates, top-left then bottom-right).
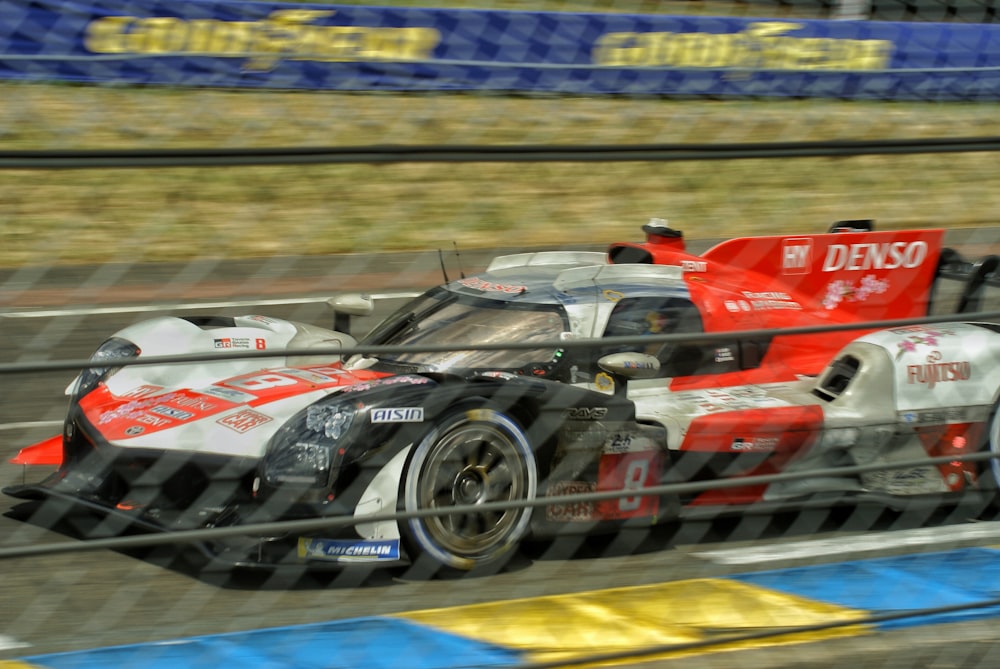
<box><xmin>298</xmin><ymin>537</ymin><xmax>401</xmax><ymax>562</ymax></box>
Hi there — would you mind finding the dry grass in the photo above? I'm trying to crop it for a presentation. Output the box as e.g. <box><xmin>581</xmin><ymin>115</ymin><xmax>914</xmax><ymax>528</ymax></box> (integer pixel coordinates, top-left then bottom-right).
<box><xmin>2</xmin><ymin>83</ymin><xmax>999</xmax><ymax>267</ymax></box>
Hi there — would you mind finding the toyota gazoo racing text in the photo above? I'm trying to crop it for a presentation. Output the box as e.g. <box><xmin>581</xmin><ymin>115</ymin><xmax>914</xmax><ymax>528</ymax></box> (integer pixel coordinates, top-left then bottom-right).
<box><xmin>6</xmin><ymin>220</ymin><xmax>1000</xmax><ymax>573</ymax></box>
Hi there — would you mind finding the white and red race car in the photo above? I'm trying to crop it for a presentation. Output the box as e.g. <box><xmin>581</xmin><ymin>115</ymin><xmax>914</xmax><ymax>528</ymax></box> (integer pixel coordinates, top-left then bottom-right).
<box><xmin>6</xmin><ymin>221</ymin><xmax>1000</xmax><ymax>573</ymax></box>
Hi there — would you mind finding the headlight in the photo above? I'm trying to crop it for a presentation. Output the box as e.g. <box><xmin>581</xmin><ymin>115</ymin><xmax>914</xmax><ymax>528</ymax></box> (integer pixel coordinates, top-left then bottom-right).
<box><xmin>262</xmin><ymin>400</ymin><xmax>357</xmax><ymax>488</ymax></box>
<box><xmin>264</xmin><ymin>442</ymin><xmax>333</xmax><ymax>485</ymax></box>
<box><xmin>72</xmin><ymin>337</ymin><xmax>140</xmax><ymax>400</ymax></box>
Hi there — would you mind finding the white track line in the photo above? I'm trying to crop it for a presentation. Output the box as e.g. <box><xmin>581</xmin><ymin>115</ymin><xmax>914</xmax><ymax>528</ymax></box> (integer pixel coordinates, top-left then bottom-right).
<box><xmin>0</xmin><ymin>634</ymin><xmax>31</xmax><ymax>651</ymax></box>
<box><xmin>0</xmin><ymin>421</ymin><xmax>63</xmax><ymax>432</ymax></box>
<box><xmin>694</xmin><ymin>522</ymin><xmax>1000</xmax><ymax>565</ymax></box>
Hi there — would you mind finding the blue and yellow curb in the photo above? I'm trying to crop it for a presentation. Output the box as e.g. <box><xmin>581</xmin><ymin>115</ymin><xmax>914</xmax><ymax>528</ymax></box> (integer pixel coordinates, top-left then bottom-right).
<box><xmin>13</xmin><ymin>547</ymin><xmax>1000</xmax><ymax>669</ymax></box>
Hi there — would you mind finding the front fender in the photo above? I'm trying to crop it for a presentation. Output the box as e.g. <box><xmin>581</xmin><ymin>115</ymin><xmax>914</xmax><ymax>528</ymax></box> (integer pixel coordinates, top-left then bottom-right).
<box><xmin>96</xmin><ymin>315</ymin><xmax>356</xmax><ymax>395</ymax></box>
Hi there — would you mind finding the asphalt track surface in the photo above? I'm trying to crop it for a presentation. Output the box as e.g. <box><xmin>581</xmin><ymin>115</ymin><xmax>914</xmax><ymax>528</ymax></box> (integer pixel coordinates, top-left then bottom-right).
<box><xmin>3</xmin><ymin>231</ymin><xmax>1000</xmax><ymax>668</ymax></box>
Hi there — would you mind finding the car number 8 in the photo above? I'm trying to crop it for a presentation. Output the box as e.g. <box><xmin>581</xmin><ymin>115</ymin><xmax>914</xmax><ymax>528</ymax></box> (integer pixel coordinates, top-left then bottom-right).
<box><xmin>229</xmin><ymin>374</ymin><xmax>297</xmax><ymax>391</ymax></box>
<box><xmin>618</xmin><ymin>458</ymin><xmax>650</xmax><ymax>512</ymax></box>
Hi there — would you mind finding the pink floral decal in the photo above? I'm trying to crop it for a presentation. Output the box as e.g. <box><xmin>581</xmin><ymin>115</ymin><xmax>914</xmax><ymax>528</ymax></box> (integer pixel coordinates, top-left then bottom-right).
<box><xmin>822</xmin><ymin>274</ymin><xmax>890</xmax><ymax>310</ymax></box>
<box><xmin>893</xmin><ymin>327</ymin><xmax>956</xmax><ymax>360</ymax></box>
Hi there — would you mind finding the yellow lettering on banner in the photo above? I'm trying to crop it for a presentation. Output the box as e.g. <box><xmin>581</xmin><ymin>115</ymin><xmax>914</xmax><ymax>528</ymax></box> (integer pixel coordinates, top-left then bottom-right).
<box><xmin>141</xmin><ymin>17</ymin><xmax>185</xmax><ymax>53</ymax></box>
<box><xmin>84</xmin><ymin>16</ymin><xmax>134</xmax><ymax>53</ymax></box>
<box><xmin>185</xmin><ymin>20</ymin><xmax>219</xmax><ymax>53</ymax></box>
<box><xmin>83</xmin><ymin>11</ymin><xmax>441</xmax><ymax>65</ymax></box>
<box><xmin>592</xmin><ymin>22</ymin><xmax>892</xmax><ymax>71</ymax></box>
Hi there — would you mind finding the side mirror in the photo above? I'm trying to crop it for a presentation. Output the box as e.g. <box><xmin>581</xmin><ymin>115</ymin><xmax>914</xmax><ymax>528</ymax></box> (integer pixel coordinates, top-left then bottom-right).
<box><xmin>328</xmin><ymin>293</ymin><xmax>375</xmax><ymax>334</ymax></box>
<box><xmin>598</xmin><ymin>352</ymin><xmax>661</xmax><ymax>380</ymax></box>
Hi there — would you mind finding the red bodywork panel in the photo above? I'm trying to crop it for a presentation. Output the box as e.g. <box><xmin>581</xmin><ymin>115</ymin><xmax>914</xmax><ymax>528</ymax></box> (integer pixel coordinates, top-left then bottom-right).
<box><xmin>11</xmin><ymin>435</ymin><xmax>63</xmax><ymax>466</ymax></box>
<box><xmin>610</xmin><ymin>227</ymin><xmax>943</xmax><ymax>323</ymax></box>
<box><xmin>680</xmin><ymin>405</ymin><xmax>825</xmax><ymax>506</ymax></box>
<box><xmin>609</xmin><ymin>226</ymin><xmax>945</xmax><ymax>386</ymax></box>
<box><xmin>12</xmin><ymin>365</ymin><xmax>391</xmax><ymax>467</ymax></box>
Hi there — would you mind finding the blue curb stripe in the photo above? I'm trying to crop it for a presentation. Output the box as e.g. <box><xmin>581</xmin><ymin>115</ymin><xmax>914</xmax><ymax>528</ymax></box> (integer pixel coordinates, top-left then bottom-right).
<box><xmin>20</xmin><ymin>618</ymin><xmax>524</xmax><ymax>669</ymax></box>
<box><xmin>19</xmin><ymin>548</ymin><xmax>1000</xmax><ymax>668</ymax></box>
<box><xmin>730</xmin><ymin>547</ymin><xmax>1000</xmax><ymax>629</ymax></box>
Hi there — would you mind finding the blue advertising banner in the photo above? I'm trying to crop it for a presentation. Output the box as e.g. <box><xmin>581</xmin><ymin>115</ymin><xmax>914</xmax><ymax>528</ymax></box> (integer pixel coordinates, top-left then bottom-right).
<box><xmin>2</xmin><ymin>0</ymin><xmax>1000</xmax><ymax>99</ymax></box>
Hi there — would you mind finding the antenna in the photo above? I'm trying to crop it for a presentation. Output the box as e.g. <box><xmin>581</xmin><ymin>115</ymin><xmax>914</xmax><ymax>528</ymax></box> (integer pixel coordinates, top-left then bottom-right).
<box><xmin>453</xmin><ymin>241</ymin><xmax>465</xmax><ymax>279</ymax></box>
<box><xmin>437</xmin><ymin>248</ymin><xmax>450</xmax><ymax>283</ymax></box>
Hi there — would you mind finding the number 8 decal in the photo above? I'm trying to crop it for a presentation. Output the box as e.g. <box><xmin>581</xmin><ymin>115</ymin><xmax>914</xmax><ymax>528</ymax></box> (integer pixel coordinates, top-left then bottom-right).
<box><xmin>619</xmin><ymin>458</ymin><xmax>650</xmax><ymax>512</ymax></box>
<box><xmin>596</xmin><ymin>450</ymin><xmax>661</xmax><ymax>520</ymax></box>
<box><xmin>229</xmin><ymin>374</ymin><xmax>296</xmax><ymax>391</ymax></box>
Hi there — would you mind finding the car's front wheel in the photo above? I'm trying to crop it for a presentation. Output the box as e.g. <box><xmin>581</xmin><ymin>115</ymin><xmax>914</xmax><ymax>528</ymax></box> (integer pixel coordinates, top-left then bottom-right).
<box><xmin>985</xmin><ymin>401</ymin><xmax>1000</xmax><ymax>490</ymax></box>
<box><xmin>401</xmin><ymin>404</ymin><xmax>537</xmax><ymax>574</ymax></box>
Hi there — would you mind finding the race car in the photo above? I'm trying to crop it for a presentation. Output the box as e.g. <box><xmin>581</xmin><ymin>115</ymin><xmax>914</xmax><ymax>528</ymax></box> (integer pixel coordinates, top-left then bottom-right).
<box><xmin>5</xmin><ymin>220</ymin><xmax>1000</xmax><ymax>573</ymax></box>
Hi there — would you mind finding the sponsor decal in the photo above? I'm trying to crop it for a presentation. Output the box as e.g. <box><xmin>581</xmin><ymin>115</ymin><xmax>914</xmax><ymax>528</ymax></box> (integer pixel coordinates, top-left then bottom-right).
<box><xmin>741</xmin><ymin>290</ymin><xmax>802</xmax><ymax>311</ymax></box>
<box><xmin>781</xmin><ymin>238</ymin><xmax>812</xmax><ymax>275</ymax></box>
<box><xmin>277</xmin><ymin>367</ymin><xmax>339</xmax><ymax>384</ymax></box>
<box><xmin>124</xmin><ymin>426</ymin><xmax>144</xmax><ymax>436</ymax></box>
<box><xmin>901</xmin><ymin>407</ymin><xmax>968</xmax><ymax>424</ymax></box>
<box><xmin>724</xmin><ymin>300</ymin><xmax>752</xmax><ymax>313</ymax></box>
<box><xmin>545</xmin><ymin>481</ymin><xmax>596</xmax><ymax>522</ymax></box>
<box><xmin>197</xmin><ymin>385</ymin><xmax>257</xmax><ymax>403</ymax></box>
<box><xmin>118</xmin><ymin>384</ymin><xmax>164</xmax><ymax>398</ymax></box>
<box><xmin>605</xmin><ymin>433</ymin><xmax>634</xmax><ymax>453</ymax></box>
<box><xmin>343</xmin><ymin>375</ymin><xmax>432</xmax><ymax>393</ymax></box>
<box><xmin>822</xmin><ymin>240</ymin><xmax>928</xmax><ymax>272</ymax></box>
<box><xmin>86</xmin><ymin>11</ymin><xmax>440</xmax><ymax>72</ymax></box>
<box><xmin>714</xmin><ymin>347</ymin><xmax>735</xmax><ymax>363</ymax></box>
<box><xmin>227</xmin><ymin>373</ymin><xmax>298</xmax><ymax>391</ymax></box>
<box><xmin>822</xmin><ymin>275</ymin><xmax>890</xmax><ymax>310</ymax></box>
<box><xmin>218</xmin><ymin>409</ymin><xmax>273</xmax><ymax>433</ymax></box>
<box><xmin>685</xmin><ymin>387</ymin><xmax>789</xmax><ymax>414</ymax></box>
<box><xmin>309</xmin><ymin>366</ymin><xmax>349</xmax><ymax>376</ymax></box>
<box><xmin>150</xmin><ymin>405</ymin><xmax>194</xmax><ymax>421</ymax></box>
<box><xmin>894</xmin><ymin>327</ymin><xmax>958</xmax><ymax>359</ymax></box>
<box><xmin>681</xmin><ymin>260</ymin><xmax>707</xmax><ymax>272</ymax></box>
<box><xmin>906</xmin><ymin>351</ymin><xmax>971</xmax><ymax>389</ymax></box>
<box><xmin>213</xmin><ymin>337</ymin><xmax>267</xmax><ymax>350</ymax></box>
<box><xmin>297</xmin><ymin>537</ymin><xmax>401</xmax><ymax>562</ymax></box>
<box><xmin>136</xmin><ymin>414</ymin><xmax>170</xmax><ymax>427</ymax></box>
<box><xmin>478</xmin><ymin>370</ymin><xmax>519</xmax><ymax>381</ymax></box>
<box><xmin>171</xmin><ymin>396</ymin><xmax>216</xmax><ymax>411</ymax></box>
<box><xmin>565</xmin><ymin>406</ymin><xmax>609</xmax><ymax>420</ymax></box>
<box><xmin>370</xmin><ymin>407</ymin><xmax>424</xmax><ymax>423</ymax></box>
<box><xmin>596</xmin><ymin>451</ymin><xmax>661</xmax><ymax>519</ymax></box>
<box><xmin>457</xmin><ymin>276</ymin><xmax>527</xmax><ymax>294</ymax></box>
<box><xmin>594</xmin><ymin>22</ymin><xmax>892</xmax><ymax>72</ymax></box>
<box><xmin>99</xmin><ymin>395</ymin><xmax>176</xmax><ymax>425</ymax></box>
<box><xmin>730</xmin><ymin>437</ymin><xmax>779</xmax><ymax>451</ymax></box>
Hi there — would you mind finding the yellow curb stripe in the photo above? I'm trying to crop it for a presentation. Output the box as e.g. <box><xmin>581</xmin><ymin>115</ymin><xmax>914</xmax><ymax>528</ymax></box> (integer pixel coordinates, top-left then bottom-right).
<box><xmin>395</xmin><ymin>578</ymin><xmax>870</xmax><ymax>665</ymax></box>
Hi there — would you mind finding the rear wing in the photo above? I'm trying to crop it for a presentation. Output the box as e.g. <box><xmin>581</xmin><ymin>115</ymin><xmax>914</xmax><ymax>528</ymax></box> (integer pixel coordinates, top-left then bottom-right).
<box><xmin>608</xmin><ymin>219</ymin><xmax>999</xmax><ymax>321</ymax></box>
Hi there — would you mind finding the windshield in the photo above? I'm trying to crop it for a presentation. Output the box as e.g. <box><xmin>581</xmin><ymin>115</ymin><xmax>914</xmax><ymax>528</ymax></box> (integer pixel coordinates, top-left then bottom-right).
<box><xmin>362</xmin><ymin>290</ymin><xmax>567</xmax><ymax>371</ymax></box>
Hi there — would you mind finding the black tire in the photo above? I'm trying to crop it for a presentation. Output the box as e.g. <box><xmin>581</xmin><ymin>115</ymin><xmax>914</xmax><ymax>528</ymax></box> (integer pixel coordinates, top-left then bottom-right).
<box><xmin>401</xmin><ymin>404</ymin><xmax>537</xmax><ymax>572</ymax></box>
<box><xmin>985</xmin><ymin>403</ymin><xmax>1000</xmax><ymax>491</ymax></box>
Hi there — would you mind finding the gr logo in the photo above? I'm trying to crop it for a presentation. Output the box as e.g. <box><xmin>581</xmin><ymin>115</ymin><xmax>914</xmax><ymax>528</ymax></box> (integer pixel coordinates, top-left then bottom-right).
<box><xmin>782</xmin><ymin>238</ymin><xmax>812</xmax><ymax>275</ymax></box>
